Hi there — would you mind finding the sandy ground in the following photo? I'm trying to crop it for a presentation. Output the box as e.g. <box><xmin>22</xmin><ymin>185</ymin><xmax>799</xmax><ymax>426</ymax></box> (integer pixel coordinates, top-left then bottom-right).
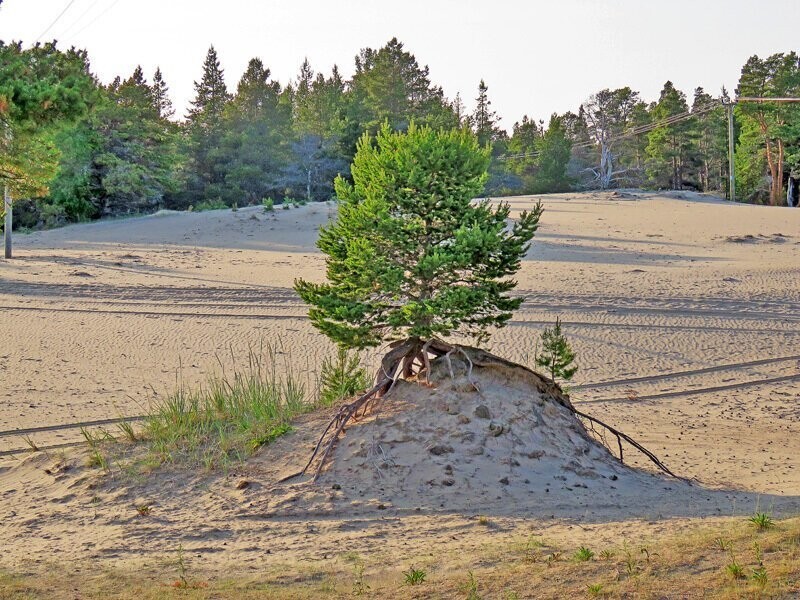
<box><xmin>1</xmin><ymin>190</ymin><xmax>799</xmax><ymax>584</ymax></box>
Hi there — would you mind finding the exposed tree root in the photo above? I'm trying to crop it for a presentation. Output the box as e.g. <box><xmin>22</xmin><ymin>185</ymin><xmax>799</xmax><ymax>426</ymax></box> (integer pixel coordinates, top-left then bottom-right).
<box><xmin>281</xmin><ymin>338</ymin><xmax>681</xmax><ymax>483</ymax></box>
<box><xmin>572</xmin><ymin>408</ymin><xmax>683</xmax><ymax>480</ymax></box>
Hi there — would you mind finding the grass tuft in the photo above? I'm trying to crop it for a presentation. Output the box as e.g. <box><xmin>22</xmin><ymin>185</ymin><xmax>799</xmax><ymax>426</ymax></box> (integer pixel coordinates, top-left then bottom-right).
<box><xmin>749</xmin><ymin>512</ymin><xmax>774</xmax><ymax>530</ymax></box>
<box><xmin>142</xmin><ymin>344</ymin><xmax>310</xmax><ymax>469</ymax></box>
<box><xmin>403</xmin><ymin>566</ymin><xmax>426</xmax><ymax>586</ymax></box>
<box><xmin>574</xmin><ymin>546</ymin><xmax>594</xmax><ymax>562</ymax></box>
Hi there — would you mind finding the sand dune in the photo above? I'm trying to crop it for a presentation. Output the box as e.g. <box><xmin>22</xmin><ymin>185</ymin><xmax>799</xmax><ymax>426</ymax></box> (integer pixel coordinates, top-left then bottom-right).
<box><xmin>1</xmin><ymin>190</ymin><xmax>799</xmax><ymax>579</ymax></box>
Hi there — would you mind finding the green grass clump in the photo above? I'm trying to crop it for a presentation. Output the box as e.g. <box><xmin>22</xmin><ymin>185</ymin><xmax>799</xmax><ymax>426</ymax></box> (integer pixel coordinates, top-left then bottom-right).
<box><xmin>749</xmin><ymin>512</ymin><xmax>774</xmax><ymax>530</ymax></box>
<box><xmin>143</xmin><ymin>345</ymin><xmax>308</xmax><ymax>469</ymax></box>
<box><xmin>403</xmin><ymin>566</ymin><xmax>426</xmax><ymax>586</ymax></box>
<box><xmin>262</xmin><ymin>198</ymin><xmax>274</xmax><ymax>212</ymax></box>
<box><xmin>573</xmin><ymin>546</ymin><xmax>594</xmax><ymax>562</ymax></box>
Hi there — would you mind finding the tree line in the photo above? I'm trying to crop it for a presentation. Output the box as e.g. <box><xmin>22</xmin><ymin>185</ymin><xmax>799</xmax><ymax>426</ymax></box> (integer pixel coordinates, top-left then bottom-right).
<box><xmin>1</xmin><ymin>38</ymin><xmax>798</xmax><ymax>233</ymax></box>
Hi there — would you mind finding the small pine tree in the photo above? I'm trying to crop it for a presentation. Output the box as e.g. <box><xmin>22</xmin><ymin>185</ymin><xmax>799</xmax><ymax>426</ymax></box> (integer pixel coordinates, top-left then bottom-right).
<box><xmin>295</xmin><ymin>123</ymin><xmax>542</xmax><ymax>349</ymax></box>
<box><xmin>536</xmin><ymin>318</ymin><xmax>577</xmax><ymax>384</ymax></box>
<box><xmin>318</xmin><ymin>348</ymin><xmax>369</xmax><ymax>406</ymax></box>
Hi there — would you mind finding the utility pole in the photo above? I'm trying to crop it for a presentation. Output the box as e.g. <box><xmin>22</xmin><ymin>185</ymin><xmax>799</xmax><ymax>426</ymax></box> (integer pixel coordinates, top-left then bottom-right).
<box><xmin>3</xmin><ymin>185</ymin><xmax>11</xmax><ymax>259</ymax></box>
<box><xmin>725</xmin><ymin>100</ymin><xmax>736</xmax><ymax>202</ymax></box>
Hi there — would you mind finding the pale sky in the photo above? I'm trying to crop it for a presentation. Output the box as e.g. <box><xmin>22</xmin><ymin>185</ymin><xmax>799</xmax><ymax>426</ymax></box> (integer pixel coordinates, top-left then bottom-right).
<box><xmin>2</xmin><ymin>0</ymin><xmax>799</xmax><ymax>130</ymax></box>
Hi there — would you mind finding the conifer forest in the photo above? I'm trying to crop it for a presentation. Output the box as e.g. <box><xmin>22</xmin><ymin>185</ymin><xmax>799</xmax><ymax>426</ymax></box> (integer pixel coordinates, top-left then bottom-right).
<box><xmin>2</xmin><ymin>37</ymin><xmax>799</xmax><ymax>231</ymax></box>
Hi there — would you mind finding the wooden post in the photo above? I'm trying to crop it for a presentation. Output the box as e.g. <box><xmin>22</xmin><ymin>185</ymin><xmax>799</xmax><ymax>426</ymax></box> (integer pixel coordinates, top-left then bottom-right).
<box><xmin>3</xmin><ymin>185</ymin><xmax>11</xmax><ymax>259</ymax></box>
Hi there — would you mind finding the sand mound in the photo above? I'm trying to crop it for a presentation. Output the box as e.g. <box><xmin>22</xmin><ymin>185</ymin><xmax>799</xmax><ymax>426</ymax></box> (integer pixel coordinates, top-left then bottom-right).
<box><xmin>323</xmin><ymin>357</ymin><xmax>622</xmax><ymax>499</ymax></box>
<box><xmin>264</xmin><ymin>353</ymin><xmax>705</xmax><ymax>516</ymax></box>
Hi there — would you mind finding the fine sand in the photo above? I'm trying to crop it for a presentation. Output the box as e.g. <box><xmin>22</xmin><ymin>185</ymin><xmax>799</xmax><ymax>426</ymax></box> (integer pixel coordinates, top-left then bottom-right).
<box><xmin>0</xmin><ymin>190</ymin><xmax>799</xmax><ymax>580</ymax></box>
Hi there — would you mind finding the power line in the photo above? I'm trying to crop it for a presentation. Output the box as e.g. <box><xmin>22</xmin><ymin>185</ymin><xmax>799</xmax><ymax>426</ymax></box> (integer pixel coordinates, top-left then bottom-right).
<box><xmin>737</xmin><ymin>97</ymin><xmax>800</xmax><ymax>103</ymax></box>
<box><xmin>497</xmin><ymin>102</ymin><xmax>721</xmax><ymax>162</ymax></box>
<box><xmin>59</xmin><ymin>0</ymin><xmax>103</xmax><ymax>38</ymax></box>
<box><xmin>35</xmin><ymin>0</ymin><xmax>77</xmax><ymax>42</ymax></box>
<box><xmin>70</xmin><ymin>0</ymin><xmax>121</xmax><ymax>38</ymax></box>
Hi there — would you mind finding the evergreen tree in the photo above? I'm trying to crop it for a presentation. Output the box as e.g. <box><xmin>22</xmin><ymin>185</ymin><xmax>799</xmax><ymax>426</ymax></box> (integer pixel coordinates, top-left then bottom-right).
<box><xmin>285</xmin><ymin>60</ymin><xmax>349</xmax><ymax>200</ymax></box>
<box><xmin>689</xmin><ymin>87</ymin><xmax>727</xmax><ymax>193</ymax></box>
<box><xmin>470</xmin><ymin>79</ymin><xmax>500</xmax><ymax>147</ymax></box>
<box><xmin>187</xmin><ymin>45</ymin><xmax>230</xmax><ymax>124</ymax></box>
<box><xmin>646</xmin><ymin>81</ymin><xmax>693</xmax><ymax>190</ymax></box>
<box><xmin>561</xmin><ymin>108</ymin><xmax>595</xmax><ymax>186</ymax></box>
<box><xmin>535</xmin><ymin>318</ymin><xmax>577</xmax><ymax>384</ymax></box>
<box><xmin>151</xmin><ymin>67</ymin><xmax>174</xmax><ymax>119</ymax></box>
<box><xmin>295</xmin><ymin>123</ymin><xmax>542</xmax><ymax>349</ymax></box>
<box><xmin>50</xmin><ymin>66</ymin><xmax>181</xmax><ymax>218</ymax></box>
<box><xmin>531</xmin><ymin>114</ymin><xmax>573</xmax><ymax>193</ymax></box>
<box><xmin>615</xmin><ymin>99</ymin><xmax>650</xmax><ymax>186</ymax></box>
<box><xmin>506</xmin><ymin>115</ymin><xmax>542</xmax><ymax>189</ymax></box>
<box><xmin>344</xmin><ymin>38</ymin><xmax>457</xmax><ymax>150</ymax></box>
<box><xmin>216</xmin><ymin>57</ymin><xmax>291</xmax><ymax>203</ymax></box>
<box><xmin>0</xmin><ymin>41</ymin><xmax>94</xmax><ymax>256</ymax></box>
<box><xmin>735</xmin><ymin>52</ymin><xmax>800</xmax><ymax>204</ymax></box>
<box><xmin>184</xmin><ymin>45</ymin><xmax>232</xmax><ymax>204</ymax></box>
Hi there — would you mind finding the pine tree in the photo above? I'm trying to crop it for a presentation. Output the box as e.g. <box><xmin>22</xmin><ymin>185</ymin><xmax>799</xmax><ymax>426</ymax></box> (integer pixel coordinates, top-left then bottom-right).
<box><xmin>736</xmin><ymin>52</ymin><xmax>800</xmax><ymax>205</ymax></box>
<box><xmin>506</xmin><ymin>115</ymin><xmax>541</xmax><ymax>185</ymax></box>
<box><xmin>295</xmin><ymin>123</ymin><xmax>542</xmax><ymax>349</ymax></box>
<box><xmin>50</xmin><ymin>65</ymin><xmax>181</xmax><ymax>218</ymax></box>
<box><xmin>184</xmin><ymin>45</ymin><xmax>232</xmax><ymax>203</ymax></box>
<box><xmin>151</xmin><ymin>67</ymin><xmax>174</xmax><ymax>119</ymax></box>
<box><xmin>187</xmin><ymin>45</ymin><xmax>230</xmax><ymax>124</ymax></box>
<box><xmin>217</xmin><ymin>57</ymin><xmax>291</xmax><ymax>204</ymax></box>
<box><xmin>646</xmin><ymin>81</ymin><xmax>694</xmax><ymax>190</ymax></box>
<box><xmin>471</xmin><ymin>79</ymin><xmax>499</xmax><ymax>147</ymax></box>
<box><xmin>531</xmin><ymin>114</ymin><xmax>572</xmax><ymax>193</ymax></box>
<box><xmin>0</xmin><ymin>41</ymin><xmax>94</xmax><ymax>257</ymax></box>
<box><xmin>535</xmin><ymin>318</ymin><xmax>578</xmax><ymax>384</ymax></box>
<box><xmin>345</xmin><ymin>38</ymin><xmax>456</xmax><ymax>146</ymax></box>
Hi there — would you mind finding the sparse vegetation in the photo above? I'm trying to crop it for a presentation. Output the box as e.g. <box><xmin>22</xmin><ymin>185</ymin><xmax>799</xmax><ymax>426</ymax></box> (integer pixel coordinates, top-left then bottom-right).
<box><xmin>117</xmin><ymin>419</ymin><xmax>138</xmax><ymax>442</ymax></box>
<box><xmin>726</xmin><ymin>557</ymin><xmax>745</xmax><ymax>579</ymax></box>
<box><xmin>87</xmin><ymin>447</ymin><xmax>109</xmax><ymax>471</ymax></box>
<box><xmin>574</xmin><ymin>546</ymin><xmax>594</xmax><ymax>562</ymax></box>
<box><xmin>351</xmin><ymin>560</ymin><xmax>369</xmax><ymax>596</ymax></box>
<box><xmin>193</xmin><ymin>199</ymin><xmax>228</xmax><ymax>212</ymax></box>
<box><xmin>142</xmin><ymin>345</ymin><xmax>308</xmax><ymax>469</ymax></box>
<box><xmin>463</xmin><ymin>570</ymin><xmax>481</xmax><ymax>600</ymax></box>
<box><xmin>2</xmin><ymin>516</ymin><xmax>800</xmax><ymax>597</ymax></box>
<box><xmin>587</xmin><ymin>583</ymin><xmax>604</xmax><ymax>597</ymax></box>
<box><xmin>403</xmin><ymin>566</ymin><xmax>426</xmax><ymax>586</ymax></box>
<box><xmin>751</xmin><ymin>565</ymin><xmax>768</xmax><ymax>586</ymax></box>
<box><xmin>750</xmin><ymin>512</ymin><xmax>775</xmax><ymax>530</ymax></box>
<box><xmin>262</xmin><ymin>198</ymin><xmax>274</xmax><ymax>212</ymax></box>
<box><xmin>22</xmin><ymin>434</ymin><xmax>39</xmax><ymax>452</ymax></box>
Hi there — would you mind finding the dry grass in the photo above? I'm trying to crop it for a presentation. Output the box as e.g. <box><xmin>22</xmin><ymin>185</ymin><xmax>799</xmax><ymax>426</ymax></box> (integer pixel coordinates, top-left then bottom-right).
<box><xmin>2</xmin><ymin>516</ymin><xmax>798</xmax><ymax>598</ymax></box>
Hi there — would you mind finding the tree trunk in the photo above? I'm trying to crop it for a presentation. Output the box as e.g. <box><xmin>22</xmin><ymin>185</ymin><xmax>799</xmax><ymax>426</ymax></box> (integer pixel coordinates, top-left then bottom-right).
<box><xmin>3</xmin><ymin>185</ymin><xmax>11</xmax><ymax>259</ymax></box>
<box><xmin>599</xmin><ymin>142</ymin><xmax>613</xmax><ymax>189</ymax></box>
<box><xmin>775</xmin><ymin>140</ymin><xmax>785</xmax><ymax>207</ymax></box>
<box><xmin>306</xmin><ymin>168</ymin><xmax>312</xmax><ymax>203</ymax></box>
<box><xmin>764</xmin><ymin>137</ymin><xmax>778</xmax><ymax>206</ymax></box>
